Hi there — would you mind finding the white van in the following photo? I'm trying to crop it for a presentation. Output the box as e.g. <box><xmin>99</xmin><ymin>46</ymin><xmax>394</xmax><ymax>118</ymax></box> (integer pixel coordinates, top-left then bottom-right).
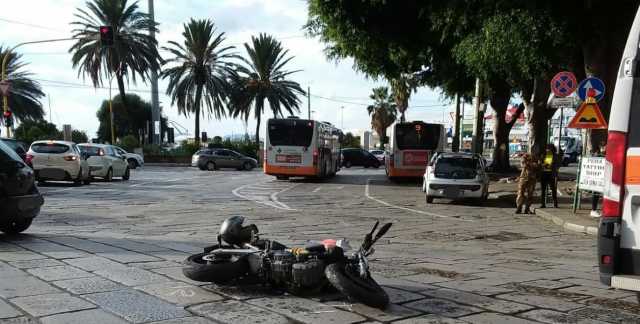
<box><xmin>598</xmin><ymin>7</ymin><xmax>640</xmax><ymax>300</ymax></box>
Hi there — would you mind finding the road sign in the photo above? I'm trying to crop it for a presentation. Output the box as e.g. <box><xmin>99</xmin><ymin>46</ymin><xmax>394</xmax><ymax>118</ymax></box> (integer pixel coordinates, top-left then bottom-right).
<box><xmin>551</xmin><ymin>71</ymin><xmax>578</xmax><ymax>97</ymax></box>
<box><xmin>579</xmin><ymin>157</ymin><xmax>605</xmax><ymax>193</ymax></box>
<box><xmin>567</xmin><ymin>99</ymin><xmax>608</xmax><ymax>129</ymax></box>
<box><xmin>0</xmin><ymin>80</ymin><xmax>10</xmax><ymax>96</ymax></box>
<box><xmin>549</xmin><ymin>96</ymin><xmax>577</xmax><ymax>109</ymax></box>
<box><xmin>577</xmin><ymin>77</ymin><xmax>605</xmax><ymax>102</ymax></box>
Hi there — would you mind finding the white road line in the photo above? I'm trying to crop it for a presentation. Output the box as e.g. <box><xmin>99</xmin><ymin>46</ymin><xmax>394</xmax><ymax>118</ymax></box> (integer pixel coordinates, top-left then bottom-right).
<box><xmin>232</xmin><ymin>182</ymin><xmax>298</xmax><ymax>211</ymax></box>
<box><xmin>365</xmin><ymin>179</ymin><xmax>473</xmax><ymax>222</ymax></box>
<box><xmin>313</xmin><ymin>187</ymin><xmax>322</xmax><ymax>193</ymax></box>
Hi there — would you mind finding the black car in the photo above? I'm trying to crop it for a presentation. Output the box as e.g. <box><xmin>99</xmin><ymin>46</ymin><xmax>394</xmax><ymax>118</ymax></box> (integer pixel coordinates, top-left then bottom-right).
<box><xmin>341</xmin><ymin>148</ymin><xmax>381</xmax><ymax>168</ymax></box>
<box><xmin>0</xmin><ymin>140</ymin><xmax>44</xmax><ymax>234</ymax></box>
<box><xmin>0</xmin><ymin>138</ymin><xmax>28</xmax><ymax>162</ymax></box>
<box><xmin>193</xmin><ymin>149</ymin><xmax>258</xmax><ymax>171</ymax></box>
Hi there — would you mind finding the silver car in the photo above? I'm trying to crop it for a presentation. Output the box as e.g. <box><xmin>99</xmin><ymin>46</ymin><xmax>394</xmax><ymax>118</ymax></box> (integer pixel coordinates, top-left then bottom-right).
<box><xmin>193</xmin><ymin>149</ymin><xmax>258</xmax><ymax>171</ymax></box>
<box><xmin>78</xmin><ymin>144</ymin><xmax>130</xmax><ymax>181</ymax></box>
<box><xmin>422</xmin><ymin>152</ymin><xmax>489</xmax><ymax>204</ymax></box>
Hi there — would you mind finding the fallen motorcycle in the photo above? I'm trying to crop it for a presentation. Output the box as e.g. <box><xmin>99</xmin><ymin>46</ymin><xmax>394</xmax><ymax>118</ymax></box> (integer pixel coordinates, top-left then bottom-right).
<box><xmin>183</xmin><ymin>216</ymin><xmax>392</xmax><ymax>309</ymax></box>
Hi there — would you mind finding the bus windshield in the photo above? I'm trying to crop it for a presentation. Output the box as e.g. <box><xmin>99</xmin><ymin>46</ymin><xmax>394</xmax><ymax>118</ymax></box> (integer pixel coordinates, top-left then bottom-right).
<box><xmin>268</xmin><ymin>120</ymin><xmax>314</xmax><ymax>147</ymax></box>
<box><xmin>396</xmin><ymin>123</ymin><xmax>440</xmax><ymax>150</ymax></box>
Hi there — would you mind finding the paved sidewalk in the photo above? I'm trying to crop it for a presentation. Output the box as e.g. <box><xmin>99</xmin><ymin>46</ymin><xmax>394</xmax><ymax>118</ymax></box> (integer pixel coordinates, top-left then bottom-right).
<box><xmin>489</xmin><ymin>180</ymin><xmax>599</xmax><ymax>236</ymax></box>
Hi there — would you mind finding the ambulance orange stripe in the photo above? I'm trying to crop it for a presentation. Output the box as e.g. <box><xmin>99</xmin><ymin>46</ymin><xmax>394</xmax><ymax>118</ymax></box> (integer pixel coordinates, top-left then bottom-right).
<box><xmin>626</xmin><ymin>156</ymin><xmax>640</xmax><ymax>185</ymax></box>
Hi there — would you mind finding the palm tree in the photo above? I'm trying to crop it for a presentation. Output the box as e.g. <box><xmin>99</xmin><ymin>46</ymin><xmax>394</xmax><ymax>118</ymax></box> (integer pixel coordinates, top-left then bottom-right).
<box><xmin>69</xmin><ymin>0</ymin><xmax>161</xmax><ymax>107</ymax></box>
<box><xmin>389</xmin><ymin>75</ymin><xmax>416</xmax><ymax>122</ymax></box>
<box><xmin>0</xmin><ymin>47</ymin><xmax>45</xmax><ymax>123</ymax></box>
<box><xmin>367</xmin><ymin>87</ymin><xmax>397</xmax><ymax>149</ymax></box>
<box><xmin>161</xmin><ymin>19</ymin><xmax>237</xmax><ymax>144</ymax></box>
<box><xmin>228</xmin><ymin>33</ymin><xmax>306</xmax><ymax>146</ymax></box>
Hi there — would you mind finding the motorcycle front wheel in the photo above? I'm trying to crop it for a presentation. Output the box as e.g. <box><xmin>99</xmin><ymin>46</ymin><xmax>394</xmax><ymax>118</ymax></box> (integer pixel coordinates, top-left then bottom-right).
<box><xmin>183</xmin><ymin>250</ymin><xmax>250</xmax><ymax>284</ymax></box>
<box><xmin>325</xmin><ymin>263</ymin><xmax>389</xmax><ymax>309</ymax></box>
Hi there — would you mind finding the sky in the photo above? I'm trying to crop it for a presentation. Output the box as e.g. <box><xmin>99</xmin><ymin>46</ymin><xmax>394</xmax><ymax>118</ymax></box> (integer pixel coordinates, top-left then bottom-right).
<box><xmin>1</xmin><ymin>0</ymin><xmax>460</xmax><ymax>141</ymax></box>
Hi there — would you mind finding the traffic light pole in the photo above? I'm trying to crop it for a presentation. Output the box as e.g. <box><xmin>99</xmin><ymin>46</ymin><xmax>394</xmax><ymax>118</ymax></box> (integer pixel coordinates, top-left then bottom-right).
<box><xmin>2</xmin><ymin>38</ymin><xmax>75</xmax><ymax>137</ymax></box>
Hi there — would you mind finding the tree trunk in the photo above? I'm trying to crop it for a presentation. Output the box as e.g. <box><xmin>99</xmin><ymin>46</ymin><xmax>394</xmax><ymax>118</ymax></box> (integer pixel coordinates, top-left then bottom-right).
<box><xmin>452</xmin><ymin>94</ymin><xmax>461</xmax><ymax>152</ymax></box>
<box><xmin>379</xmin><ymin>128</ymin><xmax>386</xmax><ymax>150</ymax></box>
<box><xmin>116</xmin><ymin>73</ymin><xmax>129</xmax><ymax>110</ymax></box>
<box><xmin>522</xmin><ymin>78</ymin><xmax>552</xmax><ymax>157</ymax></box>
<box><xmin>489</xmin><ymin>80</ymin><xmax>520</xmax><ymax>172</ymax></box>
<box><xmin>255</xmin><ymin>114</ymin><xmax>261</xmax><ymax>148</ymax></box>
<box><xmin>194</xmin><ymin>84</ymin><xmax>203</xmax><ymax>144</ymax></box>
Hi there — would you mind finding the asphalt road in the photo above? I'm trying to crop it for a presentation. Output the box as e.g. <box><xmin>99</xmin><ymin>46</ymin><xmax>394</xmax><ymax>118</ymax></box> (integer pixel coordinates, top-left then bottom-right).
<box><xmin>0</xmin><ymin>166</ymin><xmax>638</xmax><ymax>323</ymax></box>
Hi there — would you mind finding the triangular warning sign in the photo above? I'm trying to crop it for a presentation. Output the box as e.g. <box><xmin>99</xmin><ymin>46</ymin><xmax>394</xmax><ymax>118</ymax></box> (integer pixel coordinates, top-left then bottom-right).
<box><xmin>568</xmin><ymin>100</ymin><xmax>608</xmax><ymax>129</ymax></box>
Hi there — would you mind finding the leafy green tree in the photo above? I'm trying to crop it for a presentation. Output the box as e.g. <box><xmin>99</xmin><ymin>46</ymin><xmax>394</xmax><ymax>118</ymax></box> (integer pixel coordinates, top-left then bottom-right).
<box><xmin>340</xmin><ymin>132</ymin><xmax>361</xmax><ymax>148</ymax></box>
<box><xmin>0</xmin><ymin>47</ymin><xmax>45</xmax><ymax>123</ymax></box>
<box><xmin>120</xmin><ymin>134</ymin><xmax>139</xmax><ymax>151</ymax></box>
<box><xmin>96</xmin><ymin>94</ymin><xmax>162</xmax><ymax>143</ymax></box>
<box><xmin>69</xmin><ymin>0</ymin><xmax>161</xmax><ymax>108</ymax></box>
<box><xmin>228</xmin><ymin>33</ymin><xmax>306</xmax><ymax>146</ymax></box>
<box><xmin>161</xmin><ymin>19</ymin><xmax>237</xmax><ymax>144</ymax></box>
<box><xmin>71</xmin><ymin>130</ymin><xmax>89</xmax><ymax>144</ymax></box>
<box><xmin>367</xmin><ymin>87</ymin><xmax>397</xmax><ymax>150</ymax></box>
<box><xmin>14</xmin><ymin>120</ymin><xmax>60</xmax><ymax>145</ymax></box>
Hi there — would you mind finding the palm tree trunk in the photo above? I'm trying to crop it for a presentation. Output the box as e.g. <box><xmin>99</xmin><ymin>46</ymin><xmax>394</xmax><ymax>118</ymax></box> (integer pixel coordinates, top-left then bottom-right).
<box><xmin>194</xmin><ymin>84</ymin><xmax>203</xmax><ymax>144</ymax></box>
<box><xmin>116</xmin><ymin>74</ymin><xmax>129</xmax><ymax>109</ymax></box>
<box><xmin>255</xmin><ymin>115</ymin><xmax>261</xmax><ymax>147</ymax></box>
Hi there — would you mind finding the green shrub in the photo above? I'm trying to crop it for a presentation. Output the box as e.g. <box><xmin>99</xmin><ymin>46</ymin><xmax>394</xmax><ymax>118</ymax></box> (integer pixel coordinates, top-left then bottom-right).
<box><xmin>120</xmin><ymin>135</ymin><xmax>139</xmax><ymax>151</ymax></box>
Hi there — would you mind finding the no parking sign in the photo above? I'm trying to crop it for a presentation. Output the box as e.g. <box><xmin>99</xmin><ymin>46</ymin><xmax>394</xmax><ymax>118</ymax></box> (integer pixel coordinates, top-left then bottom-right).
<box><xmin>550</xmin><ymin>72</ymin><xmax>578</xmax><ymax>98</ymax></box>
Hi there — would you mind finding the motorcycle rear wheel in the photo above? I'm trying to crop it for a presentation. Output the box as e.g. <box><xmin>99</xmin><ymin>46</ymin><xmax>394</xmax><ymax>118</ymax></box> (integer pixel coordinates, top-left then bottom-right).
<box><xmin>183</xmin><ymin>251</ymin><xmax>250</xmax><ymax>283</ymax></box>
<box><xmin>325</xmin><ymin>263</ymin><xmax>389</xmax><ymax>309</ymax></box>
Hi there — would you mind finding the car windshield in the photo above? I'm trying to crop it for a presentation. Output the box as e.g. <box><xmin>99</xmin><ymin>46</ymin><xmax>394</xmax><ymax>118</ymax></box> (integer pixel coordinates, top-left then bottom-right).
<box><xmin>79</xmin><ymin>146</ymin><xmax>101</xmax><ymax>156</ymax></box>
<box><xmin>268</xmin><ymin>119</ymin><xmax>314</xmax><ymax>147</ymax></box>
<box><xmin>434</xmin><ymin>157</ymin><xmax>479</xmax><ymax>179</ymax></box>
<box><xmin>396</xmin><ymin>123</ymin><xmax>440</xmax><ymax>150</ymax></box>
<box><xmin>0</xmin><ymin>140</ymin><xmax>23</xmax><ymax>162</ymax></box>
<box><xmin>31</xmin><ymin>143</ymin><xmax>70</xmax><ymax>154</ymax></box>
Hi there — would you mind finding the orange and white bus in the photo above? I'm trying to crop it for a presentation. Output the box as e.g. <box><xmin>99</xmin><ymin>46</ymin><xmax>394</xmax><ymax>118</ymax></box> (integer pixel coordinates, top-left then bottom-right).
<box><xmin>385</xmin><ymin>121</ymin><xmax>446</xmax><ymax>179</ymax></box>
<box><xmin>264</xmin><ymin>117</ymin><xmax>342</xmax><ymax>180</ymax></box>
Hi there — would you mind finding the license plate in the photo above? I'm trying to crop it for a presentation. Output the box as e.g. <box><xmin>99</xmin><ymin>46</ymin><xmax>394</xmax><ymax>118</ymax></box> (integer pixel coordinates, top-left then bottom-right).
<box><xmin>276</xmin><ymin>154</ymin><xmax>301</xmax><ymax>163</ymax></box>
<box><xmin>403</xmin><ymin>151</ymin><xmax>428</xmax><ymax>166</ymax></box>
<box><xmin>444</xmin><ymin>187</ymin><xmax>460</xmax><ymax>199</ymax></box>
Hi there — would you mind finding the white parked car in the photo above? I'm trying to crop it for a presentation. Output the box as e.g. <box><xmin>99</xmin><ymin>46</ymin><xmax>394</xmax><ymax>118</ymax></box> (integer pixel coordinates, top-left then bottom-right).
<box><xmin>78</xmin><ymin>144</ymin><xmax>130</xmax><ymax>181</ymax></box>
<box><xmin>369</xmin><ymin>149</ymin><xmax>386</xmax><ymax>162</ymax></box>
<box><xmin>112</xmin><ymin>146</ymin><xmax>144</xmax><ymax>169</ymax></box>
<box><xmin>422</xmin><ymin>152</ymin><xmax>489</xmax><ymax>204</ymax></box>
<box><xmin>27</xmin><ymin>140</ymin><xmax>91</xmax><ymax>185</ymax></box>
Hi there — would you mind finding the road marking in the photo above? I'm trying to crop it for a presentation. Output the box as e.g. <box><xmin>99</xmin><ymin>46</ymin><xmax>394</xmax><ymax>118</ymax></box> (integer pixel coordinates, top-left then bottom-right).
<box><xmin>365</xmin><ymin>179</ymin><xmax>472</xmax><ymax>222</ymax></box>
<box><xmin>313</xmin><ymin>187</ymin><xmax>322</xmax><ymax>193</ymax></box>
<box><xmin>232</xmin><ymin>182</ymin><xmax>298</xmax><ymax>211</ymax></box>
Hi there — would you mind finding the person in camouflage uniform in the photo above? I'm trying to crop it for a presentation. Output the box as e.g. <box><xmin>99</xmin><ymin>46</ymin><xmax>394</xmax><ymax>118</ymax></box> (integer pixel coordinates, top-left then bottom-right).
<box><xmin>515</xmin><ymin>153</ymin><xmax>539</xmax><ymax>214</ymax></box>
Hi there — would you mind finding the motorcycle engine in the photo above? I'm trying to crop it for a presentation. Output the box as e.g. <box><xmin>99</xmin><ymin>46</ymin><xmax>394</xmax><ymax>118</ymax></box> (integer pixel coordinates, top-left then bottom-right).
<box><xmin>271</xmin><ymin>250</ymin><xmax>295</xmax><ymax>285</ymax></box>
<box><xmin>292</xmin><ymin>259</ymin><xmax>325</xmax><ymax>288</ymax></box>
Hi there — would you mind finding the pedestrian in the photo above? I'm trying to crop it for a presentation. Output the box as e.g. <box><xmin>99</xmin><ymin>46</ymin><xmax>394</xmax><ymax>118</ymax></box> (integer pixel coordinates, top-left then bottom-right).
<box><xmin>515</xmin><ymin>153</ymin><xmax>538</xmax><ymax>214</ymax></box>
<box><xmin>540</xmin><ymin>144</ymin><xmax>560</xmax><ymax>208</ymax></box>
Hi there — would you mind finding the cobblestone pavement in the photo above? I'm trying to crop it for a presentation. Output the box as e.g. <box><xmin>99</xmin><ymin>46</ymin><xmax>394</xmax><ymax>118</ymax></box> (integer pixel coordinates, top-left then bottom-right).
<box><xmin>1</xmin><ymin>166</ymin><xmax>639</xmax><ymax>323</ymax></box>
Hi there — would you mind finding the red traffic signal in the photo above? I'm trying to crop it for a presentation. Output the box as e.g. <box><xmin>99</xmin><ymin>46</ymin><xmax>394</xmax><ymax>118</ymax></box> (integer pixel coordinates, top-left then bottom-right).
<box><xmin>3</xmin><ymin>110</ymin><xmax>11</xmax><ymax>118</ymax></box>
<box><xmin>99</xmin><ymin>26</ymin><xmax>114</xmax><ymax>46</ymax></box>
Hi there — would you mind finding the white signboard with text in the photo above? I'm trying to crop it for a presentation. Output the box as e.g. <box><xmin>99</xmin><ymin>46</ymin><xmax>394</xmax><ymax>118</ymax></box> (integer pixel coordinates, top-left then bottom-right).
<box><xmin>579</xmin><ymin>157</ymin><xmax>605</xmax><ymax>193</ymax></box>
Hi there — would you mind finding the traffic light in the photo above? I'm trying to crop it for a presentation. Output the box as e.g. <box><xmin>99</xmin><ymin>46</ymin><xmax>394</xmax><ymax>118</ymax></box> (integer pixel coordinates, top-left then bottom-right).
<box><xmin>201</xmin><ymin>131</ymin><xmax>208</xmax><ymax>142</ymax></box>
<box><xmin>99</xmin><ymin>26</ymin><xmax>114</xmax><ymax>46</ymax></box>
<box><xmin>3</xmin><ymin>110</ymin><xmax>13</xmax><ymax>128</ymax></box>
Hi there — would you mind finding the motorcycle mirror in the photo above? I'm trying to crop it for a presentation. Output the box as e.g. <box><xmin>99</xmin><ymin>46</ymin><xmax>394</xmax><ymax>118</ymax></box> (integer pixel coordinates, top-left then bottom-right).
<box><xmin>369</xmin><ymin>221</ymin><xmax>379</xmax><ymax>236</ymax></box>
<box><xmin>371</xmin><ymin>223</ymin><xmax>392</xmax><ymax>245</ymax></box>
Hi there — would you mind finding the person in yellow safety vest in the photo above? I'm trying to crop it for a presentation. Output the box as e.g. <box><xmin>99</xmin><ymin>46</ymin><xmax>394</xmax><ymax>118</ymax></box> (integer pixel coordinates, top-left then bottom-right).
<box><xmin>540</xmin><ymin>144</ymin><xmax>560</xmax><ymax>208</ymax></box>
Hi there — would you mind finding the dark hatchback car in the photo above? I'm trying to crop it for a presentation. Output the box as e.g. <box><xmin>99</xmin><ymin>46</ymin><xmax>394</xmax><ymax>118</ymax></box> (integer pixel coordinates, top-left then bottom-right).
<box><xmin>0</xmin><ymin>140</ymin><xmax>44</xmax><ymax>234</ymax></box>
<box><xmin>193</xmin><ymin>149</ymin><xmax>258</xmax><ymax>171</ymax></box>
<box><xmin>341</xmin><ymin>148</ymin><xmax>381</xmax><ymax>168</ymax></box>
<box><xmin>0</xmin><ymin>138</ymin><xmax>28</xmax><ymax>162</ymax></box>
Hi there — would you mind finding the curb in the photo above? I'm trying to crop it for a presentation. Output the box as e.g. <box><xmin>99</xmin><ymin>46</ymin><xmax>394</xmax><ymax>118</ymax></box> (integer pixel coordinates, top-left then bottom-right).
<box><xmin>535</xmin><ymin>208</ymin><xmax>598</xmax><ymax>236</ymax></box>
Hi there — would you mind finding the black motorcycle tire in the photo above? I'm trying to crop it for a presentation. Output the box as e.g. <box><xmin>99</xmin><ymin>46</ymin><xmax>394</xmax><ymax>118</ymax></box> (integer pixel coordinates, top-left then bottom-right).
<box><xmin>325</xmin><ymin>263</ymin><xmax>389</xmax><ymax>309</ymax></box>
<box><xmin>183</xmin><ymin>252</ymin><xmax>250</xmax><ymax>283</ymax></box>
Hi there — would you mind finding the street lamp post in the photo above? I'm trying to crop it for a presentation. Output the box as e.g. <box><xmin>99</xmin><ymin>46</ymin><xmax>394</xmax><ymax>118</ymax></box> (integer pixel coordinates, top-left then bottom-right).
<box><xmin>108</xmin><ymin>63</ymin><xmax>123</xmax><ymax>145</ymax></box>
<box><xmin>1</xmin><ymin>38</ymin><xmax>74</xmax><ymax>137</ymax></box>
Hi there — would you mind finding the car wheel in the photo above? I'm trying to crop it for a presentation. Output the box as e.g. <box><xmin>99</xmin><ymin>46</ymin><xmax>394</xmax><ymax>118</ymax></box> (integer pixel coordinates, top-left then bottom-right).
<box><xmin>122</xmin><ymin>167</ymin><xmax>130</xmax><ymax>181</ymax></box>
<box><xmin>128</xmin><ymin>159</ymin><xmax>138</xmax><ymax>169</ymax></box>
<box><xmin>374</xmin><ymin>163</ymin><xmax>380</xmax><ymax>169</ymax></box>
<box><xmin>243</xmin><ymin>162</ymin><xmax>253</xmax><ymax>171</ymax></box>
<box><xmin>83</xmin><ymin>177</ymin><xmax>91</xmax><ymax>185</ymax></box>
<box><xmin>364</xmin><ymin>164</ymin><xmax>370</xmax><ymax>169</ymax></box>
<box><xmin>344</xmin><ymin>161</ymin><xmax>352</xmax><ymax>168</ymax></box>
<box><xmin>426</xmin><ymin>195</ymin><xmax>434</xmax><ymax>204</ymax></box>
<box><xmin>0</xmin><ymin>218</ymin><xmax>33</xmax><ymax>234</ymax></box>
<box><xmin>104</xmin><ymin>168</ymin><xmax>113</xmax><ymax>182</ymax></box>
<box><xmin>206</xmin><ymin>161</ymin><xmax>216</xmax><ymax>171</ymax></box>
